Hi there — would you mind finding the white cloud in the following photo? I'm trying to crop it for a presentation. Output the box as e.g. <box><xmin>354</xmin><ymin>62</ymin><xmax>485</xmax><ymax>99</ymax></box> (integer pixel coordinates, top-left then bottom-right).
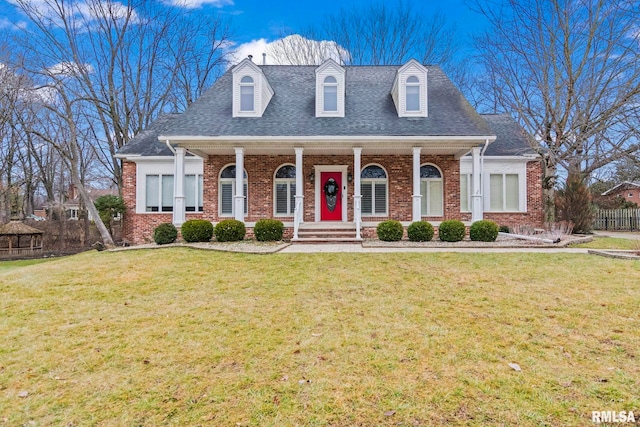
<box><xmin>46</xmin><ymin>61</ymin><xmax>94</xmax><ymax>77</ymax></box>
<box><xmin>228</xmin><ymin>35</ymin><xmax>350</xmax><ymax>66</ymax></box>
<box><xmin>0</xmin><ymin>16</ymin><xmax>27</xmax><ymax>29</ymax></box>
<box><xmin>163</xmin><ymin>0</ymin><xmax>233</xmax><ymax>9</ymax></box>
<box><xmin>8</xmin><ymin>0</ymin><xmax>138</xmax><ymax>28</ymax></box>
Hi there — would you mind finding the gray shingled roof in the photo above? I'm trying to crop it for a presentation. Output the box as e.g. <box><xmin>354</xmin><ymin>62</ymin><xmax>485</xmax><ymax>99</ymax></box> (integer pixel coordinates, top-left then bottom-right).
<box><xmin>163</xmin><ymin>65</ymin><xmax>493</xmax><ymax>137</ymax></box>
<box><xmin>119</xmin><ymin>65</ymin><xmax>534</xmax><ymax>157</ymax></box>
<box><xmin>482</xmin><ymin>114</ymin><xmax>537</xmax><ymax>156</ymax></box>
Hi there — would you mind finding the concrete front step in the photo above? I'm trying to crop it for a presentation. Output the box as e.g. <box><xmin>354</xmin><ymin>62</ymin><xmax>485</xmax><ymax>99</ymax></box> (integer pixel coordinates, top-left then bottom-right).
<box><xmin>293</xmin><ymin>237</ymin><xmax>362</xmax><ymax>244</ymax></box>
<box><xmin>294</xmin><ymin>222</ymin><xmax>360</xmax><ymax>243</ymax></box>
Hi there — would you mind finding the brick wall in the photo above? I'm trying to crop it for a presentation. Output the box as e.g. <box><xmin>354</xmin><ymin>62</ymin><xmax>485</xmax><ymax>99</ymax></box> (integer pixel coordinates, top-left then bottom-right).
<box><xmin>122</xmin><ymin>156</ymin><xmax>544</xmax><ymax>243</ymax></box>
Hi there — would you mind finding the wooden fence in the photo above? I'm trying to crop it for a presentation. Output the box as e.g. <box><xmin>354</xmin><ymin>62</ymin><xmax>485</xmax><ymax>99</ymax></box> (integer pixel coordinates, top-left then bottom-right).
<box><xmin>593</xmin><ymin>209</ymin><xmax>640</xmax><ymax>231</ymax></box>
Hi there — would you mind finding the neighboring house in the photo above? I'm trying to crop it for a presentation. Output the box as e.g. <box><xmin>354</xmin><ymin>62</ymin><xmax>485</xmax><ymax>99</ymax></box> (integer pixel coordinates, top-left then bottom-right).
<box><xmin>41</xmin><ymin>185</ymin><xmax>118</xmax><ymax>221</ymax></box>
<box><xmin>117</xmin><ymin>58</ymin><xmax>543</xmax><ymax>244</ymax></box>
<box><xmin>601</xmin><ymin>181</ymin><xmax>640</xmax><ymax>205</ymax></box>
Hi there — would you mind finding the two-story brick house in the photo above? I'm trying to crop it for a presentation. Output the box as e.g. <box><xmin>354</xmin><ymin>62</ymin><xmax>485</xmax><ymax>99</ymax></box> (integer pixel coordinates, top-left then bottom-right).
<box><xmin>117</xmin><ymin>58</ymin><xmax>543</xmax><ymax>244</ymax></box>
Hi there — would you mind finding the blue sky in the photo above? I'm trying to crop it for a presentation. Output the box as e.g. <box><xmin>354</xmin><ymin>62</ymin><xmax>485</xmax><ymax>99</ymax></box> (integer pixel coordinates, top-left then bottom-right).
<box><xmin>1</xmin><ymin>0</ymin><xmax>488</xmax><ymax>64</ymax></box>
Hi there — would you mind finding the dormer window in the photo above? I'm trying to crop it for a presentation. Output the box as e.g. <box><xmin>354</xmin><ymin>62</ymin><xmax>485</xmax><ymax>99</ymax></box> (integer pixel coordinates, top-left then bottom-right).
<box><xmin>391</xmin><ymin>59</ymin><xmax>428</xmax><ymax>117</ymax></box>
<box><xmin>232</xmin><ymin>58</ymin><xmax>274</xmax><ymax>117</ymax></box>
<box><xmin>405</xmin><ymin>76</ymin><xmax>420</xmax><ymax>112</ymax></box>
<box><xmin>240</xmin><ymin>76</ymin><xmax>255</xmax><ymax>112</ymax></box>
<box><xmin>323</xmin><ymin>76</ymin><xmax>338</xmax><ymax>112</ymax></box>
<box><xmin>315</xmin><ymin>59</ymin><xmax>345</xmax><ymax>117</ymax></box>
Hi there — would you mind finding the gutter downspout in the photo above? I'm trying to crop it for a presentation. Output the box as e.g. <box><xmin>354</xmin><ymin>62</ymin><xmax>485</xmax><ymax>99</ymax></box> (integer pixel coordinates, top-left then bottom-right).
<box><xmin>165</xmin><ymin>140</ymin><xmax>176</xmax><ymax>155</ymax></box>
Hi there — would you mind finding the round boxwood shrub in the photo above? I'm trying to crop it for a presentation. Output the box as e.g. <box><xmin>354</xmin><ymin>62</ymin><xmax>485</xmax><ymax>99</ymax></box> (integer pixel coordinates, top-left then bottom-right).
<box><xmin>376</xmin><ymin>220</ymin><xmax>404</xmax><ymax>242</ymax></box>
<box><xmin>438</xmin><ymin>219</ymin><xmax>466</xmax><ymax>242</ymax></box>
<box><xmin>470</xmin><ymin>220</ymin><xmax>499</xmax><ymax>242</ymax></box>
<box><xmin>254</xmin><ymin>219</ymin><xmax>284</xmax><ymax>242</ymax></box>
<box><xmin>153</xmin><ymin>222</ymin><xmax>178</xmax><ymax>245</ymax></box>
<box><xmin>181</xmin><ymin>219</ymin><xmax>214</xmax><ymax>243</ymax></box>
<box><xmin>214</xmin><ymin>219</ymin><xmax>246</xmax><ymax>242</ymax></box>
<box><xmin>407</xmin><ymin>221</ymin><xmax>434</xmax><ymax>242</ymax></box>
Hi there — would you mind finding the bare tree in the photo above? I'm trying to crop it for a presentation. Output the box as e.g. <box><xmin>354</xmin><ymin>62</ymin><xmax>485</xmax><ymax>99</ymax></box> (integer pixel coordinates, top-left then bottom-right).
<box><xmin>11</xmin><ymin>0</ymin><xmax>233</xmax><ymax>192</ymax></box>
<box><xmin>472</xmin><ymin>0</ymin><xmax>640</xmax><ymax>221</ymax></box>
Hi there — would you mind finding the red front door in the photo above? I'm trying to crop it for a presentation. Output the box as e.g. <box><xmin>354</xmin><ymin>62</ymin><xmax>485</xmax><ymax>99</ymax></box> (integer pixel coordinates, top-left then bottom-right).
<box><xmin>320</xmin><ymin>171</ymin><xmax>342</xmax><ymax>221</ymax></box>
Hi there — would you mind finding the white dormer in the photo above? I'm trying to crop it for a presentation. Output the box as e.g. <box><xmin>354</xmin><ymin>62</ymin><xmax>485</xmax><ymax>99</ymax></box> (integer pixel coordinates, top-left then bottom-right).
<box><xmin>315</xmin><ymin>59</ymin><xmax>345</xmax><ymax>117</ymax></box>
<box><xmin>232</xmin><ymin>58</ymin><xmax>274</xmax><ymax>118</ymax></box>
<box><xmin>391</xmin><ymin>59</ymin><xmax>428</xmax><ymax>117</ymax></box>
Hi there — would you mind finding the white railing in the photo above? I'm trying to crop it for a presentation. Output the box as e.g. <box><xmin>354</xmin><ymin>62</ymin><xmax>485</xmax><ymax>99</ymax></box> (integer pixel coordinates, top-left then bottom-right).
<box><xmin>293</xmin><ymin>198</ymin><xmax>303</xmax><ymax>239</ymax></box>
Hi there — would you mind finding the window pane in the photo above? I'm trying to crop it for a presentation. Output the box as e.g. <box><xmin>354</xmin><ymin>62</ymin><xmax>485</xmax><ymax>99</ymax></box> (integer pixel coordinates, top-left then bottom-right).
<box><xmin>406</xmin><ymin>85</ymin><xmax>420</xmax><ymax>111</ymax></box>
<box><xmin>429</xmin><ymin>180</ymin><xmax>443</xmax><ymax>216</ymax></box>
<box><xmin>506</xmin><ymin>174</ymin><xmax>519</xmax><ymax>211</ymax></box>
<box><xmin>361</xmin><ymin>182</ymin><xmax>373</xmax><ymax>214</ymax></box>
<box><xmin>276</xmin><ymin>165</ymin><xmax>296</xmax><ymax>179</ymax></box>
<box><xmin>240</xmin><ymin>86</ymin><xmax>254</xmax><ymax>111</ymax></box>
<box><xmin>185</xmin><ymin>175</ymin><xmax>196</xmax><ymax>212</ymax></box>
<box><xmin>276</xmin><ymin>183</ymin><xmax>288</xmax><ymax>214</ymax></box>
<box><xmin>324</xmin><ymin>76</ymin><xmax>337</xmax><ymax>83</ymax></box>
<box><xmin>361</xmin><ymin>165</ymin><xmax>386</xmax><ymax>179</ymax></box>
<box><xmin>241</xmin><ymin>76</ymin><xmax>253</xmax><ymax>83</ymax></box>
<box><xmin>243</xmin><ymin>183</ymin><xmax>248</xmax><ymax>214</ymax></box>
<box><xmin>420</xmin><ymin>165</ymin><xmax>441</xmax><ymax>178</ymax></box>
<box><xmin>460</xmin><ymin>174</ymin><xmax>469</xmax><ymax>212</ymax></box>
<box><xmin>420</xmin><ymin>181</ymin><xmax>428</xmax><ymax>215</ymax></box>
<box><xmin>162</xmin><ymin>175</ymin><xmax>174</xmax><ymax>212</ymax></box>
<box><xmin>221</xmin><ymin>182</ymin><xmax>233</xmax><ymax>214</ymax></box>
<box><xmin>324</xmin><ymin>85</ymin><xmax>337</xmax><ymax>111</ymax></box>
<box><xmin>490</xmin><ymin>174</ymin><xmax>503</xmax><ymax>211</ymax></box>
<box><xmin>374</xmin><ymin>182</ymin><xmax>387</xmax><ymax>214</ymax></box>
<box><xmin>146</xmin><ymin>175</ymin><xmax>159</xmax><ymax>212</ymax></box>
<box><xmin>290</xmin><ymin>183</ymin><xmax>296</xmax><ymax>214</ymax></box>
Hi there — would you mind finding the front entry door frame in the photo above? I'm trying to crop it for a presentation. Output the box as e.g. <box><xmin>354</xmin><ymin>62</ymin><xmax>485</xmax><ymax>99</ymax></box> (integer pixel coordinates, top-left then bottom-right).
<box><xmin>313</xmin><ymin>165</ymin><xmax>348</xmax><ymax>222</ymax></box>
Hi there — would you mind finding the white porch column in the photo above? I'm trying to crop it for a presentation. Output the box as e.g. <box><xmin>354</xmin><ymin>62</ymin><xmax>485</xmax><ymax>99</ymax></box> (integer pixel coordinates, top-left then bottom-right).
<box><xmin>412</xmin><ymin>147</ymin><xmax>422</xmax><ymax>222</ymax></box>
<box><xmin>471</xmin><ymin>146</ymin><xmax>483</xmax><ymax>222</ymax></box>
<box><xmin>353</xmin><ymin>147</ymin><xmax>362</xmax><ymax>239</ymax></box>
<box><xmin>172</xmin><ymin>146</ymin><xmax>186</xmax><ymax>226</ymax></box>
<box><xmin>294</xmin><ymin>147</ymin><xmax>304</xmax><ymax>214</ymax></box>
<box><xmin>234</xmin><ymin>147</ymin><xmax>245</xmax><ymax>222</ymax></box>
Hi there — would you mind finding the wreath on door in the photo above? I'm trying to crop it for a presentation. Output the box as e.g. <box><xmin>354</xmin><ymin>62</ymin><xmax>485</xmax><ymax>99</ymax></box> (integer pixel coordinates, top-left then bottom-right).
<box><xmin>323</xmin><ymin>177</ymin><xmax>339</xmax><ymax>212</ymax></box>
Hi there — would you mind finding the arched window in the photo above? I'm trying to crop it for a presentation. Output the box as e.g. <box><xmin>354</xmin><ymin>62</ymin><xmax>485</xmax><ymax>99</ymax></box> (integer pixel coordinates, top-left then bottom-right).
<box><xmin>420</xmin><ymin>164</ymin><xmax>443</xmax><ymax>216</ymax></box>
<box><xmin>240</xmin><ymin>76</ymin><xmax>254</xmax><ymax>112</ymax></box>
<box><xmin>406</xmin><ymin>75</ymin><xmax>420</xmax><ymax>112</ymax></box>
<box><xmin>361</xmin><ymin>164</ymin><xmax>388</xmax><ymax>216</ymax></box>
<box><xmin>274</xmin><ymin>164</ymin><xmax>296</xmax><ymax>216</ymax></box>
<box><xmin>323</xmin><ymin>76</ymin><xmax>338</xmax><ymax>112</ymax></box>
<box><xmin>219</xmin><ymin>165</ymin><xmax>247</xmax><ymax>216</ymax></box>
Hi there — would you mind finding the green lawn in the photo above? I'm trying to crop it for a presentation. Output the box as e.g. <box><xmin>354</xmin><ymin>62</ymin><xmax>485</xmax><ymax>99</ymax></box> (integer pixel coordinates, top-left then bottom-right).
<box><xmin>570</xmin><ymin>236</ymin><xmax>640</xmax><ymax>250</ymax></box>
<box><xmin>1</xmin><ymin>249</ymin><xmax>639</xmax><ymax>426</ymax></box>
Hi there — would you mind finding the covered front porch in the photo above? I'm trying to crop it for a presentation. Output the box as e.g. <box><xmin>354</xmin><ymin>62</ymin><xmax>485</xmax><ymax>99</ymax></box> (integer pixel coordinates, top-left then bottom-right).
<box><xmin>163</xmin><ymin>135</ymin><xmax>494</xmax><ymax>239</ymax></box>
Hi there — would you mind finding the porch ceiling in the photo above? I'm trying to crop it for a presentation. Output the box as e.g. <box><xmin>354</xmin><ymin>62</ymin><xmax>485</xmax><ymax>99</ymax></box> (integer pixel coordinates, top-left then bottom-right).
<box><xmin>162</xmin><ymin>135</ymin><xmax>495</xmax><ymax>158</ymax></box>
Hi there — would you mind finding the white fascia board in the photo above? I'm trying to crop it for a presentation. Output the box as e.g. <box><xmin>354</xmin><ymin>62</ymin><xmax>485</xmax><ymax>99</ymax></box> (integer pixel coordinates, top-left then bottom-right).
<box><xmin>460</xmin><ymin>155</ymin><xmax>539</xmax><ymax>162</ymax></box>
<box><xmin>159</xmin><ymin>135</ymin><xmax>497</xmax><ymax>144</ymax></box>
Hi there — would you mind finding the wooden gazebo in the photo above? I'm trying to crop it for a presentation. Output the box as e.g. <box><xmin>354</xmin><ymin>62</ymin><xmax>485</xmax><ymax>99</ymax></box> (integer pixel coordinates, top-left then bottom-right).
<box><xmin>0</xmin><ymin>220</ymin><xmax>44</xmax><ymax>258</ymax></box>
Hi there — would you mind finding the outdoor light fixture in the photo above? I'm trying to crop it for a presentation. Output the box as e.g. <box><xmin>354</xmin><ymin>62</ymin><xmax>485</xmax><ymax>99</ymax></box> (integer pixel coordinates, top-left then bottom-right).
<box><xmin>309</xmin><ymin>172</ymin><xmax>315</xmax><ymax>183</ymax></box>
<box><xmin>347</xmin><ymin>173</ymin><xmax>353</xmax><ymax>182</ymax></box>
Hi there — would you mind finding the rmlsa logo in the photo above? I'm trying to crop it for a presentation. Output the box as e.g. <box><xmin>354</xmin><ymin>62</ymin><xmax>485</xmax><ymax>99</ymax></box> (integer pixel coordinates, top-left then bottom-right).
<box><xmin>592</xmin><ymin>411</ymin><xmax>636</xmax><ymax>424</ymax></box>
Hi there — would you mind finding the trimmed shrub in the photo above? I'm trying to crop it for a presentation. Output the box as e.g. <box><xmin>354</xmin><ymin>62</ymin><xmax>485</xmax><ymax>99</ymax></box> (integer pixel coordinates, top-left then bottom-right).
<box><xmin>181</xmin><ymin>219</ymin><xmax>214</xmax><ymax>243</ymax></box>
<box><xmin>470</xmin><ymin>220</ymin><xmax>499</xmax><ymax>242</ymax></box>
<box><xmin>376</xmin><ymin>220</ymin><xmax>404</xmax><ymax>242</ymax></box>
<box><xmin>214</xmin><ymin>219</ymin><xmax>246</xmax><ymax>242</ymax></box>
<box><xmin>407</xmin><ymin>221</ymin><xmax>434</xmax><ymax>242</ymax></box>
<box><xmin>153</xmin><ymin>223</ymin><xmax>178</xmax><ymax>245</ymax></box>
<box><xmin>438</xmin><ymin>220</ymin><xmax>465</xmax><ymax>242</ymax></box>
<box><xmin>254</xmin><ymin>219</ymin><xmax>284</xmax><ymax>241</ymax></box>
<box><xmin>499</xmin><ymin>225</ymin><xmax>511</xmax><ymax>233</ymax></box>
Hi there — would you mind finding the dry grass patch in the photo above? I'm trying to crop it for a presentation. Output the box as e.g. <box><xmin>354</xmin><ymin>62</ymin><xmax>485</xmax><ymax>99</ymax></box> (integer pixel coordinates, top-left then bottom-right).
<box><xmin>571</xmin><ymin>236</ymin><xmax>639</xmax><ymax>250</ymax></box>
<box><xmin>1</xmin><ymin>249</ymin><xmax>639</xmax><ymax>426</ymax></box>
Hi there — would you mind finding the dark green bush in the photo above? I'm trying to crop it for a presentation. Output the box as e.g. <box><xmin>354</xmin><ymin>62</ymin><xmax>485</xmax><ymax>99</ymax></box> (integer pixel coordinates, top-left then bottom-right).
<box><xmin>499</xmin><ymin>225</ymin><xmax>511</xmax><ymax>233</ymax></box>
<box><xmin>181</xmin><ymin>219</ymin><xmax>214</xmax><ymax>242</ymax></box>
<box><xmin>254</xmin><ymin>219</ymin><xmax>284</xmax><ymax>241</ymax></box>
<box><xmin>407</xmin><ymin>221</ymin><xmax>434</xmax><ymax>242</ymax></box>
<box><xmin>470</xmin><ymin>220</ymin><xmax>499</xmax><ymax>242</ymax></box>
<box><xmin>153</xmin><ymin>223</ymin><xmax>178</xmax><ymax>245</ymax></box>
<box><xmin>438</xmin><ymin>220</ymin><xmax>466</xmax><ymax>242</ymax></box>
<box><xmin>376</xmin><ymin>220</ymin><xmax>404</xmax><ymax>242</ymax></box>
<box><xmin>214</xmin><ymin>219</ymin><xmax>246</xmax><ymax>242</ymax></box>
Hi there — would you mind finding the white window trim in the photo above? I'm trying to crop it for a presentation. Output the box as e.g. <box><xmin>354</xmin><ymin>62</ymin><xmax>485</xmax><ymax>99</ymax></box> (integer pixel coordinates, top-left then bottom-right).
<box><xmin>361</xmin><ymin>163</ymin><xmax>389</xmax><ymax>217</ymax></box>
<box><xmin>135</xmin><ymin>158</ymin><xmax>204</xmax><ymax>214</ymax></box>
<box><xmin>315</xmin><ymin>59</ymin><xmax>345</xmax><ymax>118</ymax></box>
<box><xmin>420</xmin><ymin>163</ymin><xmax>443</xmax><ymax>217</ymax></box>
<box><xmin>239</xmin><ymin>76</ymin><xmax>255</xmax><ymax>113</ymax></box>
<box><xmin>219</xmin><ymin>164</ymin><xmax>248</xmax><ymax>218</ymax></box>
<box><xmin>391</xmin><ymin>59</ymin><xmax>428</xmax><ymax>117</ymax></box>
<box><xmin>273</xmin><ymin>163</ymin><xmax>296</xmax><ymax>217</ymax></box>
<box><xmin>460</xmin><ymin>173</ymin><xmax>472</xmax><ymax>213</ymax></box>
<box><xmin>460</xmin><ymin>157</ymin><xmax>527</xmax><ymax>213</ymax></box>
<box><xmin>322</xmin><ymin>76</ymin><xmax>339</xmax><ymax>113</ymax></box>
